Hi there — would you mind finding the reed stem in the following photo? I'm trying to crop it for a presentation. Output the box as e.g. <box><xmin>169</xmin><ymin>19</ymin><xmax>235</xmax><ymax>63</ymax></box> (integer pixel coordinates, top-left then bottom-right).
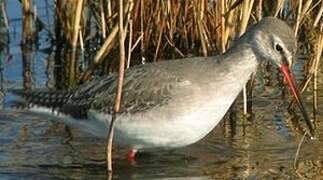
<box><xmin>107</xmin><ymin>0</ymin><xmax>126</xmax><ymax>173</ymax></box>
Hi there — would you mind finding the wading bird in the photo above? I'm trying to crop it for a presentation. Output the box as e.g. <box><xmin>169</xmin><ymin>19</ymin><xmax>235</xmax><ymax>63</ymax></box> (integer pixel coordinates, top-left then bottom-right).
<box><xmin>11</xmin><ymin>17</ymin><xmax>315</xmax><ymax>160</ymax></box>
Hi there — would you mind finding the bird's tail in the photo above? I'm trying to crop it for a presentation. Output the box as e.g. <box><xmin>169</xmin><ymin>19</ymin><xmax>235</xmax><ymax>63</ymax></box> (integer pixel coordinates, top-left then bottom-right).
<box><xmin>10</xmin><ymin>89</ymin><xmax>73</xmax><ymax>109</ymax></box>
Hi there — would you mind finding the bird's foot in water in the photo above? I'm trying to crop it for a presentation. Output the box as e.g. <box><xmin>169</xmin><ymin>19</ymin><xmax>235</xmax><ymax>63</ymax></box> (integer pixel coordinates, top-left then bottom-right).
<box><xmin>127</xmin><ymin>149</ymin><xmax>138</xmax><ymax>164</ymax></box>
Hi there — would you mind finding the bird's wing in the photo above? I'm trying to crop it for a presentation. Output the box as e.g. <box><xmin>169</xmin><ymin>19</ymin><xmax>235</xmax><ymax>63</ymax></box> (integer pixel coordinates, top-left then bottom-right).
<box><xmin>65</xmin><ymin>63</ymin><xmax>182</xmax><ymax>116</ymax></box>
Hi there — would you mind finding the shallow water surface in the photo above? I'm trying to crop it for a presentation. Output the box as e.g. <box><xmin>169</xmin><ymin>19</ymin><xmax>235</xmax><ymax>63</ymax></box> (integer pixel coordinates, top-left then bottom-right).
<box><xmin>1</xmin><ymin>1</ymin><xmax>323</xmax><ymax>179</ymax></box>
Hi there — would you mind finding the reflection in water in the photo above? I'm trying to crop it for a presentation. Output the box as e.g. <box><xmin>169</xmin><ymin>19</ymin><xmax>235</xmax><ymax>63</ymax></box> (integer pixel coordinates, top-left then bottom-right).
<box><xmin>296</xmin><ymin>160</ymin><xmax>323</xmax><ymax>179</ymax></box>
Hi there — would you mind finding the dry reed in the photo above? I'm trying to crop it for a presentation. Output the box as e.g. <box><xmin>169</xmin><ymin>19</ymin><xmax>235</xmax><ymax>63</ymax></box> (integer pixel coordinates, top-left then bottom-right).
<box><xmin>106</xmin><ymin>0</ymin><xmax>127</xmax><ymax>173</ymax></box>
<box><xmin>21</xmin><ymin>0</ymin><xmax>34</xmax><ymax>44</ymax></box>
<box><xmin>50</xmin><ymin>0</ymin><xmax>322</xmax><ymax>75</ymax></box>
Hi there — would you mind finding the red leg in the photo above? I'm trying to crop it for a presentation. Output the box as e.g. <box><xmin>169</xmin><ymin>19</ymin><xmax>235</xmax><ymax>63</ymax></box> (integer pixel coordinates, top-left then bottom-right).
<box><xmin>127</xmin><ymin>149</ymin><xmax>138</xmax><ymax>163</ymax></box>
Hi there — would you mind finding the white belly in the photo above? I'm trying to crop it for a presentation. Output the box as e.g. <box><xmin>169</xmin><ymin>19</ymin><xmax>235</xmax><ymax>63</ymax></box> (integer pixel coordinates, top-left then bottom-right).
<box><xmin>86</xmin><ymin>92</ymin><xmax>236</xmax><ymax>151</ymax></box>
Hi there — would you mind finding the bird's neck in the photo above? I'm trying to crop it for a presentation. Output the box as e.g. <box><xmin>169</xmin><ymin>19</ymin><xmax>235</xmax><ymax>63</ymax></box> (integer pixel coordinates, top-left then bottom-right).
<box><xmin>204</xmin><ymin>43</ymin><xmax>260</xmax><ymax>94</ymax></box>
<box><xmin>222</xmin><ymin>43</ymin><xmax>259</xmax><ymax>73</ymax></box>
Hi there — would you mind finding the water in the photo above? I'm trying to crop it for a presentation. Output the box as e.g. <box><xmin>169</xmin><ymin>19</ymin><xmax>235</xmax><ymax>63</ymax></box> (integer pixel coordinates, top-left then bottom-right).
<box><xmin>0</xmin><ymin>1</ymin><xmax>323</xmax><ymax>179</ymax></box>
<box><xmin>1</xmin><ymin>92</ymin><xmax>323</xmax><ymax>179</ymax></box>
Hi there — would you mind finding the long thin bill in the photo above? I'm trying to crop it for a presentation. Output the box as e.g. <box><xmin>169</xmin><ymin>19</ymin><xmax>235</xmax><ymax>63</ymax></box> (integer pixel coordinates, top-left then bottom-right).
<box><xmin>280</xmin><ymin>65</ymin><xmax>315</xmax><ymax>138</ymax></box>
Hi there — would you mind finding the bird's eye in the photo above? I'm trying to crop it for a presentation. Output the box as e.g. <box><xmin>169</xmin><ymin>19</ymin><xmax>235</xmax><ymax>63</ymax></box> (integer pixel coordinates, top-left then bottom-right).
<box><xmin>275</xmin><ymin>44</ymin><xmax>283</xmax><ymax>52</ymax></box>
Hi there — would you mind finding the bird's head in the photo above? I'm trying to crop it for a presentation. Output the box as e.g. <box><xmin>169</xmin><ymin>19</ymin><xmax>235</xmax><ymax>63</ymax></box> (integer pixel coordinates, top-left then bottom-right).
<box><xmin>241</xmin><ymin>17</ymin><xmax>296</xmax><ymax>68</ymax></box>
<box><xmin>239</xmin><ymin>17</ymin><xmax>314</xmax><ymax>137</ymax></box>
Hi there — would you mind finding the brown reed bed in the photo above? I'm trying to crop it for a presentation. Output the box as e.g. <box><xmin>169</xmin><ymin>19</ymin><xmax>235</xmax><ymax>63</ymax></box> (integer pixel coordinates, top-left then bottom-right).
<box><xmin>18</xmin><ymin>0</ymin><xmax>323</xmax><ymax>174</ymax></box>
<box><xmin>42</xmin><ymin>0</ymin><xmax>322</xmax><ymax>88</ymax></box>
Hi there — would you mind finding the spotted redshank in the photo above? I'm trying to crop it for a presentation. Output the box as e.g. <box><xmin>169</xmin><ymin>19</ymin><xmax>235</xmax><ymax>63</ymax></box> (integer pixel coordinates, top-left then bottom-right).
<box><xmin>11</xmin><ymin>17</ymin><xmax>315</xmax><ymax>159</ymax></box>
